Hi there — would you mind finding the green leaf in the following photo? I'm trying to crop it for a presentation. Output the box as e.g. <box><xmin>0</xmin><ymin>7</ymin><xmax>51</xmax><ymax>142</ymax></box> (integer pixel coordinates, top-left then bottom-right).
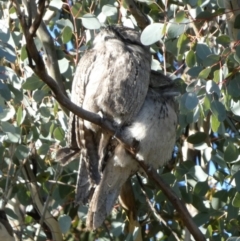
<box><xmin>78</xmin><ymin>205</ymin><xmax>88</xmax><ymax>220</ymax></box>
<box><xmin>22</xmin><ymin>75</ymin><xmax>43</xmax><ymax>90</ymax></box>
<box><xmin>161</xmin><ymin>173</ymin><xmax>175</xmax><ymax>185</ymax></box>
<box><xmin>38</xmin><ymin>143</ymin><xmax>50</xmax><ymax>156</ymax></box>
<box><xmin>232</xmin><ymin>192</ymin><xmax>240</xmax><ymax>207</ymax></box>
<box><xmin>56</xmin><ymin>18</ymin><xmax>74</xmax><ymax>31</ymax></box>
<box><xmin>102</xmin><ymin>4</ymin><xmax>117</xmax><ymax>16</ymax></box>
<box><xmin>198</xmin><ymin>67</ymin><xmax>211</xmax><ymax>79</ymax></box>
<box><xmin>212</xmin><ymin>150</ymin><xmax>228</xmax><ymax>169</ymax></box>
<box><xmin>206</xmin><ymin>80</ymin><xmax>220</xmax><ymax>97</ymax></box>
<box><xmin>14</xmin><ymin>145</ymin><xmax>29</xmax><ymax>161</ymax></box>
<box><xmin>210</xmin><ymin>114</ymin><xmax>220</xmax><ymax>132</ymax></box>
<box><xmin>213</xmin><ymin>69</ymin><xmax>221</xmax><ymax>83</ymax></box>
<box><xmin>8</xmin><ymin>85</ymin><xmax>23</xmax><ymax>102</ymax></box>
<box><xmin>203</xmin><ymin>54</ymin><xmax>220</xmax><ymax>67</ymax></box>
<box><xmin>217</xmin><ymin>0</ymin><xmax>225</xmax><ymax>8</ymax></box>
<box><xmin>231</xmin><ymin>100</ymin><xmax>240</xmax><ymax>116</ymax></box>
<box><xmin>61</xmin><ymin>26</ymin><xmax>72</xmax><ymax>44</ymax></box>
<box><xmin>58</xmin><ymin>58</ymin><xmax>70</xmax><ymax>74</ymax></box>
<box><xmin>71</xmin><ymin>3</ymin><xmax>83</xmax><ymax>18</ymax></box>
<box><xmin>0</xmin><ymin>82</ymin><xmax>11</xmax><ymax>101</ymax></box>
<box><xmin>177</xmin><ymin>33</ymin><xmax>189</xmax><ymax>54</ymax></box>
<box><xmin>216</xmin><ymin>35</ymin><xmax>231</xmax><ymax>47</ymax></box>
<box><xmin>16</xmin><ymin>106</ymin><xmax>25</xmax><ymax>126</ymax></box>
<box><xmin>0</xmin><ymin>106</ymin><xmax>15</xmax><ymax>121</ymax></box>
<box><xmin>39</xmin><ymin>106</ymin><xmax>51</xmax><ymax>118</ymax></box>
<box><xmin>175</xmin><ymin>11</ymin><xmax>185</xmax><ymax>23</ymax></box>
<box><xmin>0</xmin><ymin>42</ymin><xmax>16</xmax><ymax>63</ymax></box>
<box><xmin>186</xmin><ymin>50</ymin><xmax>196</xmax><ymax>68</ymax></box>
<box><xmin>189</xmin><ymin>166</ymin><xmax>208</xmax><ymax>182</ymax></box>
<box><xmin>186</xmin><ymin>79</ymin><xmax>205</xmax><ymax>93</ymax></box>
<box><xmin>194</xmin><ymin>180</ymin><xmax>209</xmax><ymax>196</ymax></box>
<box><xmin>167</xmin><ymin>19</ymin><xmax>189</xmax><ymax>38</ymax></box>
<box><xmin>211</xmin><ymin>191</ymin><xmax>227</xmax><ymax>209</ymax></box>
<box><xmin>193</xmin><ymin>212</ymin><xmax>210</xmax><ymax>226</ymax></box>
<box><xmin>1</xmin><ymin>122</ymin><xmax>20</xmax><ymax>143</ymax></box>
<box><xmin>81</xmin><ymin>14</ymin><xmax>101</xmax><ymax>30</ymax></box>
<box><xmin>53</xmin><ymin>127</ymin><xmax>65</xmax><ymax>141</ymax></box>
<box><xmin>20</xmin><ymin>45</ymin><xmax>28</xmax><ymax>61</ymax></box>
<box><xmin>211</xmin><ymin>100</ymin><xmax>226</xmax><ymax>122</ymax></box>
<box><xmin>58</xmin><ymin>214</ymin><xmax>72</xmax><ymax>233</ymax></box>
<box><xmin>49</xmin><ymin>0</ymin><xmax>63</xmax><ymax>10</ymax></box>
<box><xmin>196</xmin><ymin>43</ymin><xmax>211</xmax><ymax>61</ymax></box>
<box><xmin>186</xmin><ymin>66</ymin><xmax>203</xmax><ymax>77</ymax></box>
<box><xmin>224</xmin><ymin>142</ymin><xmax>238</xmax><ymax>163</ymax></box>
<box><xmin>33</xmin><ymin>90</ymin><xmax>46</xmax><ymax>102</ymax></box>
<box><xmin>234</xmin><ymin>14</ymin><xmax>240</xmax><ymax>29</ymax></box>
<box><xmin>227</xmin><ymin>75</ymin><xmax>240</xmax><ymax>98</ymax></box>
<box><xmin>187</xmin><ymin>132</ymin><xmax>207</xmax><ymax>144</ymax></box>
<box><xmin>140</xmin><ymin>23</ymin><xmax>164</xmax><ymax>46</ymax></box>
<box><xmin>182</xmin><ymin>92</ymin><xmax>199</xmax><ymax>110</ymax></box>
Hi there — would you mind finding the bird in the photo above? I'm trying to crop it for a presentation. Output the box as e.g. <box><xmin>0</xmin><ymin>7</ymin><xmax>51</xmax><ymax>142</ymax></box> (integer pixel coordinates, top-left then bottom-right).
<box><xmin>86</xmin><ymin>78</ymin><xmax>178</xmax><ymax>230</ymax></box>
<box><xmin>57</xmin><ymin>25</ymin><xmax>152</xmax><ymax>204</ymax></box>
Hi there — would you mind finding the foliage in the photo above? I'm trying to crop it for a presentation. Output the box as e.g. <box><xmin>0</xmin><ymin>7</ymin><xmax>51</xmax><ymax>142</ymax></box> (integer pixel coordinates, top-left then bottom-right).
<box><xmin>0</xmin><ymin>0</ymin><xmax>240</xmax><ymax>240</ymax></box>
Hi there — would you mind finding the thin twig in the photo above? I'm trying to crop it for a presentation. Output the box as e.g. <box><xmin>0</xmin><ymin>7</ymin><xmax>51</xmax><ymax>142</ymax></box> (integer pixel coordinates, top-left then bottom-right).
<box><xmin>34</xmin><ymin>164</ymin><xmax>62</xmax><ymax>240</ymax></box>
<box><xmin>137</xmin><ymin>175</ymin><xmax>180</xmax><ymax>241</ymax></box>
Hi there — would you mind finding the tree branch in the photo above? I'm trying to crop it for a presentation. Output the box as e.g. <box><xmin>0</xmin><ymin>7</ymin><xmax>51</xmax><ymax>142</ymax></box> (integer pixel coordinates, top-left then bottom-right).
<box><xmin>12</xmin><ymin>1</ymin><xmax>206</xmax><ymax>241</ymax></box>
<box><xmin>123</xmin><ymin>0</ymin><xmax>150</xmax><ymax>29</ymax></box>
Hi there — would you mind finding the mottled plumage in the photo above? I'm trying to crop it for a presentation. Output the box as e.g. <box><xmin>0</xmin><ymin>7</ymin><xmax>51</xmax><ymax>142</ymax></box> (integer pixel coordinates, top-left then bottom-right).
<box><xmin>61</xmin><ymin>26</ymin><xmax>152</xmax><ymax>204</ymax></box>
<box><xmin>86</xmin><ymin>86</ymin><xmax>178</xmax><ymax>229</ymax></box>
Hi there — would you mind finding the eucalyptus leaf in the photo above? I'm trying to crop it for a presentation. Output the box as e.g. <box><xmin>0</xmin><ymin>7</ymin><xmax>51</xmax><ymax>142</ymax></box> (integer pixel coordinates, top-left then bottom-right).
<box><xmin>22</xmin><ymin>75</ymin><xmax>44</xmax><ymax>90</ymax></box>
<box><xmin>81</xmin><ymin>14</ymin><xmax>101</xmax><ymax>30</ymax></box>
<box><xmin>186</xmin><ymin>50</ymin><xmax>196</xmax><ymax>68</ymax></box>
<box><xmin>196</xmin><ymin>43</ymin><xmax>211</xmax><ymax>61</ymax></box>
<box><xmin>206</xmin><ymin>80</ymin><xmax>220</xmax><ymax>97</ymax></box>
<box><xmin>167</xmin><ymin>19</ymin><xmax>189</xmax><ymax>38</ymax></box>
<box><xmin>140</xmin><ymin>23</ymin><xmax>164</xmax><ymax>46</ymax></box>
<box><xmin>224</xmin><ymin>142</ymin><xmax>239</xmax><ymax>163</ymax></box>
<box><xmin>187</xmin><ymin>132</ymin><xmax>207</xmax><ymax>144</ymax></box>
<box><xmin>182</xmin><ymin>92</ymin><xmax>199</xmax><ymax>111</ymax></box>
<box><xmin>61</xmin><ymin>26</ymin><xmax>72</xmax><ymax>44</ymax></box>
<box><xmin>0</xmin><ymin>41</ymin><xmax>16</xmax><ymax>63</ymax></box>
<box><xmin>58</xmin><ymin>215</ymin><xmax>72</xmax><ymax>234</ymax></box>
<box><xmin>102</xmin><ymin>4</ymin><xmax>117</xmax><ymax>17</ymax></box>
<box><xmin>211</xmin><ymin>100</ymin><xmax>226</xmax><ymax>122</ymax></box>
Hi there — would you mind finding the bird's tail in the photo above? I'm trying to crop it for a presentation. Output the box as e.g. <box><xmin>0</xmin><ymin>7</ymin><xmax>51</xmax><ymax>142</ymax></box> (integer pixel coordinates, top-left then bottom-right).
<box><xmin>86</xmin><ymin>147</ymin><xmax>135</xmax><ymax>229</ymax></box>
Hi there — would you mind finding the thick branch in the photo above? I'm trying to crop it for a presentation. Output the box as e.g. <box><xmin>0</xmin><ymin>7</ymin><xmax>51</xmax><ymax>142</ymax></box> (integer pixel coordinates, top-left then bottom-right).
<box><xmin>29</xmin><ymin>0</ymin><xmax>45</xmax><ymax>37</ymax></box>
<box><xmin>23</xmin><ymin>0</ymin><xmax>68</xmax><ymax>101</ymax></box>
<box><xmin>12</xmin><ymin>2</ymin><xmax>205</xmax><ymax>241</ymax></box>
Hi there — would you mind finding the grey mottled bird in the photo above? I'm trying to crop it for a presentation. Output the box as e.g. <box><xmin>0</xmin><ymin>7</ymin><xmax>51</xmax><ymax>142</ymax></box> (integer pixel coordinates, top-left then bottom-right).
<box><xmin>86</xmin><ymin>83</ymin><xmax>178</xmax><ymax>229</ymax></box>
<box><xmin>57</xmin><ymin>26</ymin><xmax>152</xmax><ymax>204</ymax></box>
